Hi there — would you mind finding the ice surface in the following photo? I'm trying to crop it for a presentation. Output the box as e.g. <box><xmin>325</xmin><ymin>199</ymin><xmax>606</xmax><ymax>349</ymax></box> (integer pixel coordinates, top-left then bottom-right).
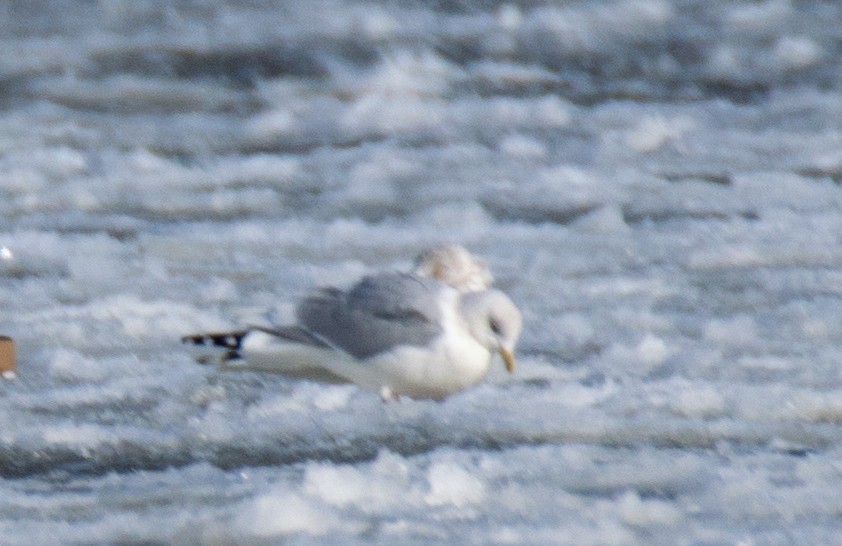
<box><xmin>4</xmin><ymin>0</ymin><xmax>842</xmax><ymax>543</ymax></box>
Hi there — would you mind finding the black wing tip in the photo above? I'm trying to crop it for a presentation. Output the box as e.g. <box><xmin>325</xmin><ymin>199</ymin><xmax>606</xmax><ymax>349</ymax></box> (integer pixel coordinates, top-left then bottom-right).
<box><xmin>181</xmin><ymin>330</ymin><xmax>249</xmax><ymax>363</ymax></box>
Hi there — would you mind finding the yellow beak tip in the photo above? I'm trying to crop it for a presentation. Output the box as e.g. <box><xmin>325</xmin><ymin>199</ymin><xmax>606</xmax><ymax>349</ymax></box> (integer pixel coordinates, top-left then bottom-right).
<box><xmin>500</xmin><ymin>349</ymin><xmax>517</xmax><ymax>374</ymax></box>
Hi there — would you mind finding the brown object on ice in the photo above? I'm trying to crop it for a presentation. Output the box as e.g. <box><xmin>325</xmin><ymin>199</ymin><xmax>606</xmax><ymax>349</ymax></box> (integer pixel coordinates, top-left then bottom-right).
<box><xmin>0</xmin><ymin>336</ymin><xmax>16</xmax><ymax>377</ymax></box>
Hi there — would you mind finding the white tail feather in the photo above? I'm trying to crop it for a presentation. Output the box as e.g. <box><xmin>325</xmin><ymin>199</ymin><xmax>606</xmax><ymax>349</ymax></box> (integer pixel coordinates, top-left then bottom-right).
<box><xmin>183</xmin><ymin>329</ymin><xmax>350</xmax><ymax>384</ymax></box>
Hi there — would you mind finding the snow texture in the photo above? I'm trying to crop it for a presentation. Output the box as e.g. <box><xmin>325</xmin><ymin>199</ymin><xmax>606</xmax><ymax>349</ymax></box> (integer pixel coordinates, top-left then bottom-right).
<box><xmin>3</xmin><ymin>0</ymin><xmax>842</xmax><ymax>543</ymax></box>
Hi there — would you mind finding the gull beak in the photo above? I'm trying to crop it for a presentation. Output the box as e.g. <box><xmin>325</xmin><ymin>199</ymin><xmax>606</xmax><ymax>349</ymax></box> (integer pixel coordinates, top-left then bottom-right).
<box><xmin>499</xmin><ymin>347</ymin><xmax>516</xmax><ymax>374</ymax></box>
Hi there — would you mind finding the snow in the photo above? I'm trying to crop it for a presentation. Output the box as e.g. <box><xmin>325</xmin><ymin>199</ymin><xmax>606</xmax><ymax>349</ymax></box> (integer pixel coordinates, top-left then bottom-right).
<box><xmin>424</xmin><ymin>461</ymin><xmax>486</xmax><ymax>508</ymax></box>
<box><xmin>3</xmin><ymin>0</ymin><xmax>842</xmax><ymax>543</ymax></box>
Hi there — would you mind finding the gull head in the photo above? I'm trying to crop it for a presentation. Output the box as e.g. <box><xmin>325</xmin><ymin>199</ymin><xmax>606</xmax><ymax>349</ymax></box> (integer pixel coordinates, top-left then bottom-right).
<box><xmin>459</xmin><ymin>289</ymin><xmax>522</xmax><ymax>373</ymax></box>
<box><xmin>413</xmin><ymin>244</ymin><xmax>494</xmax><ymax>292</ymax></box>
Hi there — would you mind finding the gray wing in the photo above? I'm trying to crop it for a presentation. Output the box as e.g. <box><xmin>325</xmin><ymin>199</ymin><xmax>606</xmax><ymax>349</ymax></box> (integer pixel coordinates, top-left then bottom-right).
<box><xmin>294</xmin><ymin>273</ymin><xmax>445</xmax><ymax>359</ymax></box>
<box><xmin>249</xmin><ymin>325</ymin><xmax>332</xmax><ymax>348</ymax></box>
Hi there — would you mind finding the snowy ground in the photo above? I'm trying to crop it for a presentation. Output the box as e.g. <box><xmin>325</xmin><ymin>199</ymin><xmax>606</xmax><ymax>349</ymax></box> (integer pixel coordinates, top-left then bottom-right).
<box><xmin>3</xmin><ymin>0</ymin><xmax>842</xmax><ymax>544</ymax></box>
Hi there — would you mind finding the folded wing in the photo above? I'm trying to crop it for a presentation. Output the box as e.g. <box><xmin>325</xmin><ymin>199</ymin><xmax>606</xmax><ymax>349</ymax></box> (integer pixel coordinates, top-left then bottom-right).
<box><xmin>295</xmin><ymin>273</ymin><xmax>445</xmax><ymax>359</ymax></box>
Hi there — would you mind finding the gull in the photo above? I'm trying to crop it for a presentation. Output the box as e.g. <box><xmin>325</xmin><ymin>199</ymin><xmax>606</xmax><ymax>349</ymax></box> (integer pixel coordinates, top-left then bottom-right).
<box><xmin>183</xmin><ymin>247</ymin><xmax>521</xmax><ymax>400</ymax></box>
<box><xmin>412</xmin><ymin>244</ymin><xmax>493</xmax><ymax>292</ymax></box>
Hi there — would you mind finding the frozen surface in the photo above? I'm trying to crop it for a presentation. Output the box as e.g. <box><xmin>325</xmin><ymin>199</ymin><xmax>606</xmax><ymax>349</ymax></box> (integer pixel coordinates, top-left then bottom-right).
<box><xmin>3</xmin><ymin>0</ymin><xmax>842</xmax><ymax>543</ymax></box>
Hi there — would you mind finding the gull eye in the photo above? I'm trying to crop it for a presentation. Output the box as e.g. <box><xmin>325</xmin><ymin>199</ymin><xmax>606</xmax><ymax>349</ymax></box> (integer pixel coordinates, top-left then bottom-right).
<box><xmin>489</xmin><ymin>317</ymin><xmax>503</xmax><ymax>336</ymax></box>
